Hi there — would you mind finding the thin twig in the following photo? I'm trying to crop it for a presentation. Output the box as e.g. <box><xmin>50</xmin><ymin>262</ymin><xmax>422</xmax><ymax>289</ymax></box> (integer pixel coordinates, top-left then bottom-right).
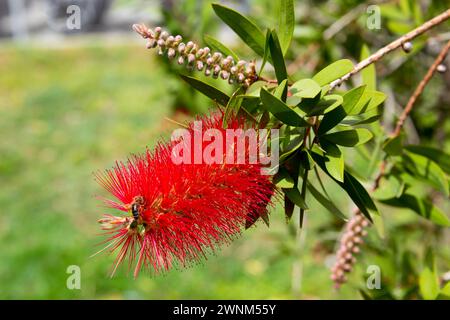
<box><xmin>392</xmin><ymin>40</ymin><xmax>450</xmax><ymax>137</ymax></box>
<box><xmin>329</xmin><ymin>9</ymin><xmax>450</xmax><ymax>90</ymax></box>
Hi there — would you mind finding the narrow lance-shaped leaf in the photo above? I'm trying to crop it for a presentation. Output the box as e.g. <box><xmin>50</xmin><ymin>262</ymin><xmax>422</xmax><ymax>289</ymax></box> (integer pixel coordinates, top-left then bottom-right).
<box><xmin>318</xmin><ymin>85</ymin><xmax>366</xmax><ymax>135</ymax></box>
<box><xmin>312</xmin><ymin>59</ymin><xmax>354</xmax><ymax>86</ymax></box>
<box><xmin>274</xmin><ymin>79</ymin><xmax>288</xmax><ymax>100</ymax></box>
<box><xmin>405</xmin><ymin>145</ymin><xmax>450</xmax><ymax>175</ymax></box>
<box><xmin>349</xmin><ymin>90</ymin><xmax>386</xmax><ymax>115</ymax></box>
<box><xmin>277</xmin><ymin>0</ymin><xmax>295</xmax><ymax>55</ymax></box>
<box><xmin>321</xmin><ymin>141</ymin><xmax>344</xmax><ymax>182</ymax></box>
<box><xmin>223</xmin><ymin>86</ymin><xmax>245</xmax><ymax>128</ymax></box>
<box><xmin>268</xmin><ymin>30</ymin><xmax>288</xmax><ymax>90</ymax></box>
<box><xmin>180</xmin><ymin>75</ymin><xmax>230</xmax><ymax>106</ymax></box>
<box><xmin>383</xmin><ymin>135</ymin><xmax>403</xmax><ymax>156</ymax></box>
<box><xmin>403</xmin><ymin>151</ymin><xmax>449</xmax><ymax>196</ymax></box>
<box><xmin>307</xmin><ymin>182</ymin><xmax>347</xmax><ymax>220</ymax></box>
<box><xmin>290</xmin><ymin>79</ymin><xmax>321</xmax><ymax>99</ymax></box>
<box><xmin>306</xmin><ymin>94</ymin><xmax>343</xmax><ymax>116</ymax></box>
<box><xmin>360</xmin><ymin>45</ymin><xmax>376</xmax><ymax>90</ymax></box>
<box><xmin>380</xmin><ymin>194</ymin><xmax>450</xmax><ymax>227</ymax></box>
<box><xmin>321</xmin><ymin>128</ymin><xmax>373</xmax><ymax>147</ymax></box>
<box><xmin>212</xmin><ymin>3</ymin><xmax>266</xmax><ymax>57</ymax></box>
<box><xmin>260</xmin><ymin>87</ymin><xmax>310</xmax><ymax>127</ymax></box>
<box><xmin>274</xmin><ymin>169</ymin><xmax>295</xmax><ymax>188</ymax></box>
<box><xmin>284</xmin><ymin>186</ymin><xmax>308</xmax><ymax>210</ymax></box>
<box><xmin>310</xmin><ymin>151</ymin><xmax>378</xmax><ymax>221</ymax></box>
<box><xmin>204</xmin><ymin>34</ymin><xmax>239</xmax><ymax>61</ymax></box>
<box><xmin>259</xmin><ymin>29</ymin><xmax>271</xmax><ymax>76</ymax></box>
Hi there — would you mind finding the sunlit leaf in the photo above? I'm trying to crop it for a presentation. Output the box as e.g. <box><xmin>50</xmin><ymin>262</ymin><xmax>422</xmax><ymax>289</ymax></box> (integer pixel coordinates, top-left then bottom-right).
<box><xmin>312</xmin><ymin>59</ymin><xmax>354</xmax><ymax>86</ymax></box>
<box><xmin>291</xmin><ymin>79</ymin><xmax>321</xmax><ymax>99</ymax></box>
<box><xmin>403</xmin><ymin>151</ymin><xmax>449</xmax><ymax>196</ymax></box>
<box><xmin>180</xmin><ymin>75</ymin><xmax>230</xmax><ymax>106</ymax></box>
<box><xmin>349</xmin><ymin>90</ymin><xmax>386</xmax><ymax>115</ymax></box>
<box><xmin>310</xmin><ymin>152</ymin><xmax>378</xmax><ymax>221</ymax></box>
<box><xmin>212</xmin><ymin>3</ymin><xmax>265</xmax><ymax>57</ymax></box>
<box><xmin>419</xmin><ymin>267</ymin><xmax>440</xmax><ymax>300</ymax></box>
<box><xmin>318</xmin><ymin>85</ymin><xmax>366</xmax><ymax>135</ymax></box>
<box><xmin>405</xmin><ymin>145</ymin><xmax>450</xmax><ymax>175</ymax></box>
<box><xmin>307</xmin><ymin>182</ymin><xmax>347</xmax><ymax>220</ymax></box>
<box><xmin>321</xmin><ymin>141</ymin><xmax>344</xmax><ymax>182</ymax></box>
<box><xmin>204</xmin><ymin>34</ymin><xmax>239</xmax><ymax>61</ymax></box>
<box><xmin>277</xmin><ymin>0</ymin><xmax>295</xmax><ymax>55</ymax></box>
<box><xmin>260</xmin><ymin>87</ymin><xmax>310</xmax><ymax>127</ymax></box>
<box><xmin>274</xmin><ymin>169</ymin><xmax>295</xmax><ymax>188</ymax></box>
<box><xmin>360</xmin><ymin>45</ymin><xmax>376</xmax><ymax>90</ymax></box>
<box><xmin>269</xmin><ymin>30</ymin><xmax>288</xmax><ymax>88</ymax></box>
<box><xmin>372</xmin><ymin>175</ymin><xmax>405</xmax><ymax>200</ymax></box>
<box><xmin>380</xmin><ymin>194</ymin><xmax>450</xmax><ymax>227</ymax></box>
<box><xmin>321</xmin><ymin>128</ymin><xmax>373</xmax><ymax>147</ymax></box>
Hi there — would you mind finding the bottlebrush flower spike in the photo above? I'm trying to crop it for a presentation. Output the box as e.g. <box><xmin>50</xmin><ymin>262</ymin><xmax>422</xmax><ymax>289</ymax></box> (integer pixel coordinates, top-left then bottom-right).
<box><xmin>95</xmin><ymin>112</ymin><xmax>275</xmax><ymax>277</ymax></box>
<box><xmin>132</xmin><ymin>23</ymin><xmax>258</xmax><ymax>87</ymax></box>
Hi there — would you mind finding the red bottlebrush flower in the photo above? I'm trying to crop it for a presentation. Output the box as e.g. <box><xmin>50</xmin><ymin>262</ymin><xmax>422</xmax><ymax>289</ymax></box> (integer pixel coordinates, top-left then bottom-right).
<box><xmin>95</xmin><ymin>112</ymin><xmax>275</xmax><ymax>277</ymax></box>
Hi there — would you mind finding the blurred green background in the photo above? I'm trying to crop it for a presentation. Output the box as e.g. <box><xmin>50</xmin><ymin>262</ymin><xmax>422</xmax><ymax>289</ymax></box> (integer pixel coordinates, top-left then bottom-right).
<box><xmin>0</xmin><ymin>0</ymin><xmax>449</xmax><ymax>299</ymax></box>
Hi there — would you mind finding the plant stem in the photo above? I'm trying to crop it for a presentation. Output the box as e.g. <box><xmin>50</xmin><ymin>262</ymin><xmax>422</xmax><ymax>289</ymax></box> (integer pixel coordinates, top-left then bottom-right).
<box><xmin>392</xmin><ymin>40</ymin><xmax>450</xmax><ymax>137</ymax></box>
<box><xmin>329</xmin><ymin>9</ymin><xmax>450</xmax><ymax>90</ymax></box>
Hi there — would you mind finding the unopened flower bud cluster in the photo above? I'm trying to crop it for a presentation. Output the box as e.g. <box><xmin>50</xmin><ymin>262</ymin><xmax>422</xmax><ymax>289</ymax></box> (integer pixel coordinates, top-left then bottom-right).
<box><xmin>133</xmin><ymin>24</ymin><xmax>257</xmax><ymax>87</ymax></box>
<box><xmin>331</xmin><ymin>212</ymin><xmax>369</xmax><ymax>288</ymax></box>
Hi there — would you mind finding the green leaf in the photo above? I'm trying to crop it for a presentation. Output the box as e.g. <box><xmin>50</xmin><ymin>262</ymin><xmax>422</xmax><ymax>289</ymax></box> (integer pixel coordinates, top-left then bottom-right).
<box><xmin>403</xmin><ymin>152</ymin><xmax>449</xmax><ymax>196</ymax></box>
<box><xmin>380</xmin><ymin>194</ymin><xmax>450</xmax><ymax>227</ymax></box>
<box><xmin>405</xmin><ymin>145</ymin><xmax>450</xmax><ymax>175</ymax></box>
<box><xmin>419</xmin><ymin>267</ymin><xmax>440</xmax><ymax>300</ymax></box>
<box><xmin>180</xmin><ymin>75</ymin><xmax>229</xmax><ymax>106</ymax></box>
<box><xmin>283</xmin><ymin>187</ymin><xmax>308</xmax><ymax>210</ymax></box>
<box><xmin>341</xmin><ymin>170</ymin><xmax>378</xmax><ymax>221</ymax></box>
<box><xmin>274</xmin><ymin>79</ymin><xmax>288</xmax><ymax>100</ymax></box>
<box><xmin>372</xmin><ymin>175</ymin><xmax>405</xmax><ymax>200</ymax></box>
<box><xmin>321</xmin><ymin>128</ymin><xmax>373</xmax><ymax>147</ymax></box>
<box><xmin>284</xmin><ymin>194</ymin><xmax>295</xmax><ymax>221</ymax></box>
<box><xmin>269</xmin><ymin>30</ymin><xmax>288</xmax><ymax>87</ymax></box>
<box><xmin>203</xmin><ymin>34</ymin><xmax>239</xmax><ymax>61</ymax></box>
<box><xmin>383</xmin><ymin>135</ymin><xmax>404</xmax><ymax>156</ymax></box>
<box><xmin>341</xmin><ymin>114</ymin><xmax>381</xmax><ymax>126</ymax></box>
<box><xmin>259</xmin><ymin>29</ymin><xmax>272</xmax><ymax>75</ymax></box>
<box><xmin>212</xmin><ymin>3</ymin><xmax>265</xmax><ymax>57</ymax></box>
<box><xmin>307</xmin><ymin>94</ymin><xmax>343</xmax><ymax>116</ymax></box>
<box><xmin>310</xmin><ymin>152</ymin><xmax>378</xmax><ymax>221</ymax></box>
<box><xmin>307</xmin><ymin>182</ymin><xmax>347</xmax><ymax>220</ymax></box>
<box><xmin>223</xmin><ymin>86</ymin><xmax>245</xmax><ymax>128</ymax></box>
<box><xmin>321</xmin><ymin>141</ymin><xmax>344</xmax><ymax>182</ymax></box>
<box><xmin>349</xmin><ymin>90</ymin><xmax>386</xmax><ymax>115</ymax></box>
<box><xmin>274</xmin><ymin>169</ymin><xmax>295</xmax><ymax>188</ymax></box>
<box><xmin>291</xmin><ymin>79</ymin><xmax>321</xmax><ymax>99</ymax></box>
<box><xmin>360</xmin><ymin>45</ymin><xmax>376</xmax><ymax>90</ymax></box>
<box><xmin>277</xmin><ymin>0</ymin><xmax>295</xmax><ymax>55</ymax></box>
<box><xmin>318</xmin><ymin>85</ymin><xmax>366</xmax><ymax>135</ymax></box>
<box><xmin>342</xmin><ymin>85</ymin><xmax>367</xmax><ymax>114</ymax></box>
<box><xmin>279</xmin><ymin>129</ymin><xmax>303</xmax><ymax>163</ymax></box>
<box><xmin>440</xmin><ymin>282</ymin><xmax>450</xmax><ymax>297</ymax></box>
<box><xmin>372</xmin><ymin>213</ymin><xmax>385</xmax><ymax>239</ymax></box>
<box><xmin>312</xmin><ymin>59</ymin><xmax>354</xmax><ymax>86</ymax></box>
<box><xmin>246</xmin><ymin>80</ymin><xmax>266</xmax><ymax>97</ymax></box>
<box><xmin>260</xmin><ymin>87</ymin><xmax>310</xmax><ymax>127</ymax></box>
